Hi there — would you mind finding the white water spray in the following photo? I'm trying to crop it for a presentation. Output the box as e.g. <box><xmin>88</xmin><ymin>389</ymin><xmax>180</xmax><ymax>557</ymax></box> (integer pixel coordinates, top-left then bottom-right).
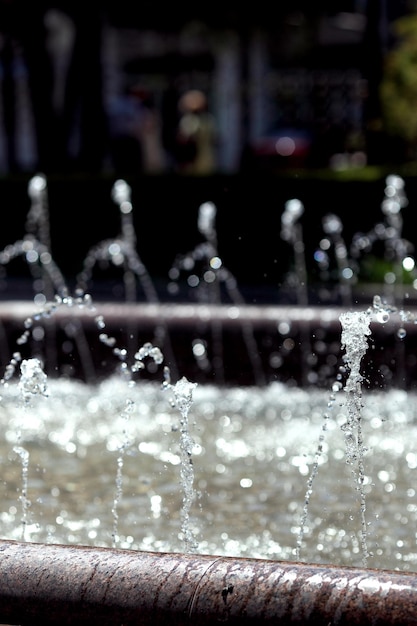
<box><xmin>14</xmin><ymin>358</ymin><xmax>48</xmax><ymax>540</ymax></box>
<box><xmin>163</xmin><ymin>372</ymin><xmax>199</xmax><ymax>553</ymax></box>
<box><xmin>339</xmin><ymin>310</ymin><xmax>372</xmax><ymax>567</ymax></box>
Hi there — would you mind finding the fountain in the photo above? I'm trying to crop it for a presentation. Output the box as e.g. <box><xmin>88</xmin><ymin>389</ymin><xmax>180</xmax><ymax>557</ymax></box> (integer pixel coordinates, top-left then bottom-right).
<box><xmin>0</xmin><ymin>173</ymin><xmax>417</xmax><ymax>623</ymax></box>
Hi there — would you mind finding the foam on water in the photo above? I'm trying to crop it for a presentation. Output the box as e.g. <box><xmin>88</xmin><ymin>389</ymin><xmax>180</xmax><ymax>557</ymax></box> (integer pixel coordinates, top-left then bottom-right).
<box><xmin>0</xmin><ymin>375</ymin><xmax>417</xmax><ymax>571</ymax></box>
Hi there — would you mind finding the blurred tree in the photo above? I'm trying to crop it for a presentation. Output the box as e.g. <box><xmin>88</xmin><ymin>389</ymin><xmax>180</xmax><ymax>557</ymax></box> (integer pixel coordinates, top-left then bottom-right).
<box><xmin>380</xmin><ymin>10</ymin><xmax>417</xmax><ymax>160</ymax></box>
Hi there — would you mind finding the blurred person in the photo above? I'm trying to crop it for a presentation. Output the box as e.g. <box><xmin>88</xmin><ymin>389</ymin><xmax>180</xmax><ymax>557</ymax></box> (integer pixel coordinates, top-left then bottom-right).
<box><xmin>138</xmin><ymin>90</ymin><xmax>166</xmax><ymax>174</ymax></box>
<box><xmin>175</xmin><ymin>89</ymin><xmax>217</xmax><ymax>175</ymax></box>
<box><xmin>108</xmin><ymin>85</ymin><xmax>166</xmax><ymax>175</ymax></box>
<box><xmin>108</xmin><ymin>83</ymin><xmax>145</xmax><ymax>174</ymax></box>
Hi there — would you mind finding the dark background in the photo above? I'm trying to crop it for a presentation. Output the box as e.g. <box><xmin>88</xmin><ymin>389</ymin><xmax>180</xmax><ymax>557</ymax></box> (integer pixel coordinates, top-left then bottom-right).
<box><xmin>0</xmin><ymin>1</ymin><xmax>415</xmax><ymax>304</ymax></box>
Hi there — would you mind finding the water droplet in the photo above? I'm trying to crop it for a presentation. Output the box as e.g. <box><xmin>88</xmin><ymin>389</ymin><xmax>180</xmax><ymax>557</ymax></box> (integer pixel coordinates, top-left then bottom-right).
<box><xmin>376</xmin><ymin>311</ymin><xmax>390</xmax><ymax>324</ymax></box>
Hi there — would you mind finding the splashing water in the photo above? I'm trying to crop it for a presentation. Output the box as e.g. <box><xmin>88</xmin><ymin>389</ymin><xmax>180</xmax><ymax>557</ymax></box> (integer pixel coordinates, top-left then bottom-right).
<box><xmin>339</xmin><ymin>309</ymin><xmax>372</xmax><ymax>567</ymax></box>
<box><xmin>2</xmin><ymin>355</ymin><xmax>417</xmax><ymax>569</ymax></box>
<box><xmin>297</xmin><ymin>307</ymin><xmax>375</xmax><ymax>566</ymax></box>
<box><xmin>317</xmin><ymin>212</ymin><xmax>353</xmax><ymax>306</ymax></box>
<box><xmin>77</xmin><ymin>179</ymin><xmax>159</xmax><ymax>304</ymax></box>
<box><xmin>76</xmin><ymin>178</ymin><xmax>178</xmax><ymax>378</ymax></box>
<box><xmin>287</xmin><ymin>175</ymin><xmax>415</xmax><ymax>311</ymax></box>
<box><xmin>163</xmin><ymin>373</ymin><xmax>199</xmax><ymax>553</ymax></box>
<box><xmin>111</xmin><ymin>397</ymin><xmax>135</xmax><ymax>548</ymax></box>
<box><xmin>14</xmin><ymin>358</ymin><xmax>48</xmax><ymax>540</ymax></box>
<box><xmin>0</xmin><ymin>173</ymin><xmax>67</xmax><ymax>301</ymax></box>
<box><xmin>168</xmin><ymin>201</ymin><xmax>265</xmax><ymax>386</ymax></box>
<box><xmin>281</xmin><ymin>198</ymin><xmax>308</xmax><ymax>307</ymax></box>
<box><xmin>350</xmin><ymin>174</ymin><xmax>413</xmax><ymax>307</ymax></box>
<box><xmin>94</xmin><ymin>320</ymin><xmax>167</xmax><ymax>547</ymax></box>
<box><xmin>12</xmin><ymin>445</ymin><xmax>30</xmax><ymax>541</ymax></box>
<box><xmin>295</xmin><ymin>378</ymin><xmax>341</xmax><ymax>561</ymax></box>
<box><xmin>76</xmin><ymin>308</ymin><xmax>199</xmax><ymax>553</ymax></box>
<box><xmin>18</xmin><ymin>358</ymin><xmax>49</xmax><ymax>403</ymax></box>
<box><xmin>4</xmin><ymin>174</ymin><xmax>417</xmax><ymax>574</ymax></box>
<box><xmin>281</xmin><ymin>198</ymin><xmax>315</xmax><ymax>384</ymax></box>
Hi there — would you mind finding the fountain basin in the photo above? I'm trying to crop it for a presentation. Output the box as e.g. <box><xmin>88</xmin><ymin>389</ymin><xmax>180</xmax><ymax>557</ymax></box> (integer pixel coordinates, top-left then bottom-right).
<box><xmin>1</xmin><ymin>297</ymin><xmax>417</xmax><ymax>626</ymax></box>
<box><xmin>0</xmin><ymin>300</ymin><xmax>416</xmax><ymax>388</ymax></box>
<box><xmin>0</xmin><ymin>540</ymin><xmax>417</xmax><ymax>625</ymax></box>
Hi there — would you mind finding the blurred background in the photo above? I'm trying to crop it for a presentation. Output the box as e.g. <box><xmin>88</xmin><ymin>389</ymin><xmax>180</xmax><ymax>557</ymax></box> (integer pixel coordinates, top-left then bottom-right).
<box><xmin>0</xmin><ymin>0</ymin><xmax>416</xmax><ymax>302</ymax></box>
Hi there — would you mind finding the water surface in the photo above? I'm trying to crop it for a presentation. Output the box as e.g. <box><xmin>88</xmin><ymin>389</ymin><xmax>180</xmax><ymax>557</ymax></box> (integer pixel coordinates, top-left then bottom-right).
<box><xmin>0</xmin><ymin>377</ymin><xmax>416</xmax><ymax>572</ymax></box>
